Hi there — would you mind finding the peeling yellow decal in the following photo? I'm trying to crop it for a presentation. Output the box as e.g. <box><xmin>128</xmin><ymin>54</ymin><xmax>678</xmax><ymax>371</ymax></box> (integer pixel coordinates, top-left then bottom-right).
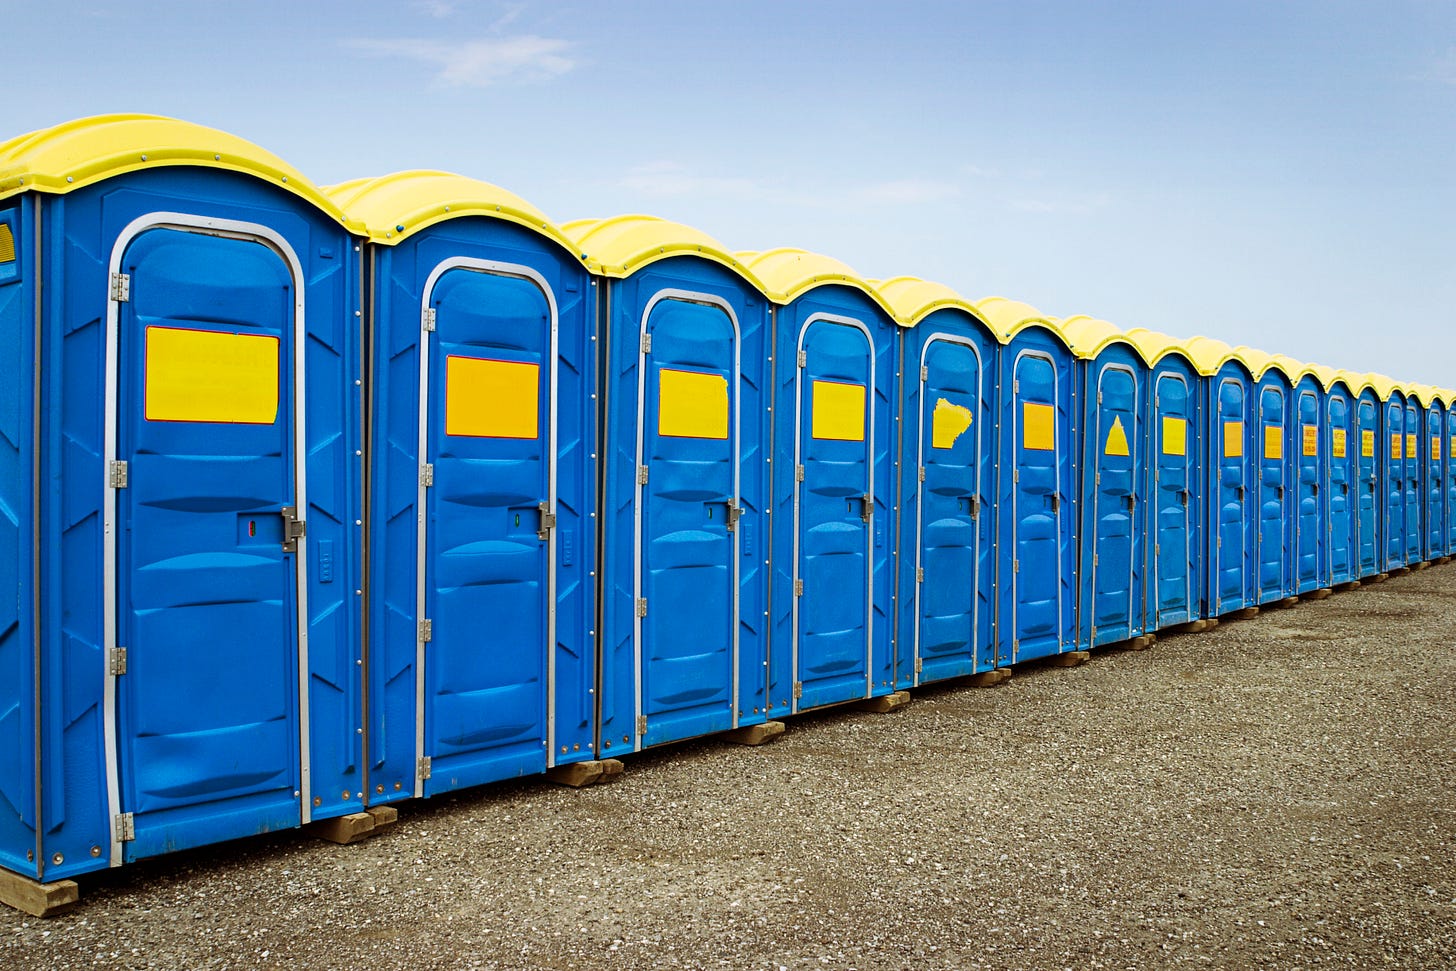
<box><xmin>1223</xmin><ymin>421</ymin><xmax>1244</xmax><ymax>458</ymax></box>
<box><xmin>1301</xmin><ymin>425</ymin><xmax>1318</xmax><ymax>457</ymax></box>
<box><xmin>1390</xmin><ymin>433</ymin><xmax>1402</xmax><ymax>460</ymax></box>
<box><xmin>1103</xmin><ymin>415</ymin><xmax>1130</xmax><ymax>457</ymax></box>
<box><xmin>658</xmin><ymin>368</ymin><xmax>729</xmax><ymax>439</ymax></box>
<box><xmin>445</xmin><ymin>355</ymin><xmax>539</xmax><ymax>439</ymax></box>
<box><xmin>811</xmin><ymin>380</ymin><xmax>866</xmax><ymax>442</ymax></box>
<box><xmin>1022</xmin><ymin>402</ymin><xmax>1055</xmax><ymax>452</ymax></box>
<box><xmin>1332</xmin><ymin>429</ymin><xmax>1347</xmax><ymax>459</ymax></box>
<box><xmin>1162</xmin><ymin>417</ymin><xmax>1187</xmax><ymax>456</ymax></box>
<box><xmin>1362</xmin><ymin>430</ymin><xmax>1375</xmax><ymax>458</ymax></box>
<box><xmin>145</xmin><ymin>326</ymin><xmax>279</xmax><ymax>424</ymax></box>
<box><xmin>1263</xmin><ymin>426</ymin><xmax>1283</xmax><ymax>461</ymax></box>
<box><xmin>931</xmin><ymin>398</ymin><xmax>973</xmax><ymax>449</ymax></box>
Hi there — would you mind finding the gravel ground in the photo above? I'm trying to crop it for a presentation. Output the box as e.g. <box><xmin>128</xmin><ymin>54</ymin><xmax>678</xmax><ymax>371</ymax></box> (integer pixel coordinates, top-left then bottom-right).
<box><xmin>6</xmin><ymin>565</ymin><xmax>1456</xmax><ymax>970</ymax></box>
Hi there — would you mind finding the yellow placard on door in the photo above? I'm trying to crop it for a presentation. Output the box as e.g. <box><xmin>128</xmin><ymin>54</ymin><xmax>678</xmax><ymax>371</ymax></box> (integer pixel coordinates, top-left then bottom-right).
<box><xmin>658</xmin><ymin>368</ymin><xmax>729</xmax><ymax>439</ymax></box>
<box><xmin>1390</xmin><ymin>433</ymin><xmax>1402</xmax><ymax>460</ymax></box>
<box><xmin>1362</xmin><ymin>430</ymin><xmax>1375</xmax><ymax>458</ymax></box>
<box><xmin>145</xmin><ymin>326</ymin><xmax>280</xmax><ymax>424</ymax></box>
<box><xmin>811</xmin><ymin>380</ymin><xmax>866</xmax><ymax>441</ymax></box>
<box><xmin>445</xmin><ymin>355</ymin><xmax>539</xmax><ymax>438</ymax></box>
<box><xmin>1263</xmin><ymin>426</ymin><xmax>1283</xmax><ymax>461</ymax></box>
<box><xmin>1449</xmin><ymin>434</ymin><xmax>1455</xmax><ymax>459</ymax></box>
<box><xmin>1433</xmin><ymin>436</ymin><xmax>1442</xmax><ymax>461</ymax></box>
<box><xmin>1301</xmin><ymin>425</ymin><xmax>1318</xmax><ymax>457</ymax></box>
<box><xmin>1104</xmin><ymin>415</ymin><xmax>1130</xmax><ymax>457</ymax></box>
<box><xmin>1332</xmin><ymin>429</ymin><xmax>1347</xmax><ymax>459</ymax></box>
<box><xmin>931</xmin><ymin>398</ymin><xmax>972</xmax><ymax>449</ymax></box>
<box><xmin>1022</xmin><ymin>402</ymin><xmax>1055</xmax><ymax>451</ymax></box>
<box><xmin>1162</xmin><ymin>417</ymin><xmax>1187</xmax><ymax>456</ymax></box>
<box><xmin>1223</xmin><ymin>421</ymin><xmax>1244</xmax><ymax>458</ymax></box>
<box><xmin>1406</xmin><ymin>434</ymin><xmax>1417</xmax><ymax>457</ymax></box>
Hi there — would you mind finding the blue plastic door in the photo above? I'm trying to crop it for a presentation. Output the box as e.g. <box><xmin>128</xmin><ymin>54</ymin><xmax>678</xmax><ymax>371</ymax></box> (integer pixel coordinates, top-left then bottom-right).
<box><xmin>914</xmin><ymin>337</ymin><xmax>983</xmax><ymax>682</ymax></box>
<box><xmin>1447</xmin><ymin>422</ymin><xmax>1456</xmax><ymax>555</ymax></box>
<box><xmin>1153</xmin><ymin>373</ymin><xmax>1194</xmax><ymax>626</ymax></box>
<box><xmin>1214</xmin><ymin>379</ymin><xmax>1250</xmax><ymax>613</ymax></box>
<box><xmin>1356</xmin><ymin>396</ymin><xmax>1379</xmax><ymax>575</ymax></box>
<box><xmin>796</xmin><ymin>317</ymin><xmax>873</xmax><ymax>708</ymax></box>
<box><xmin>1296</xmin><ymin>390</ymin><xmax>1321</xmax><ymax>591</ymax></box>
<box><xmin>1089</xmin><ymin>364</ymin><xmax>1139</xmax><ymax>644</ymax></box>
<box><xmin>114</xmin><ymin>227</ymin><xmax>301</xmax><ymax>860</ymax></box>
<box><xmin>1010</xmin><ymin>352</ymin><xmax>1065</xmax><ymax>660</ymax></box>
<box><xmin>1326</xmin><ymin>394</ymin><xmax>1353</xmax><ymax>584</ymax></box>
<box><xmin>638</xmin><ymin>298</ymin><xmax>738</xmax><ymax>744</ymax></box>
<box><xmin>1405</xmin><ymin>401</ymin><xmax>1422</xmax><ymax>562</ymax></box>
<box><xmin>422</xmin><ymin>267</ymin><xmax>553</xmax><ymax>792</ymax></box>
<box><xmin>1426</xmin><ymin>409</ymin><xmax>1444</xmax><ymax>558</ymax></box>
<box><xmin>1384</xmin><ymin>401</ymin><xmax>1405</xmax><ymax>569</ymax></box>
<box><xmin>1257</xmin><ymin>386</ymin><xmax>1286</xmax><ymax>602</ymax></box>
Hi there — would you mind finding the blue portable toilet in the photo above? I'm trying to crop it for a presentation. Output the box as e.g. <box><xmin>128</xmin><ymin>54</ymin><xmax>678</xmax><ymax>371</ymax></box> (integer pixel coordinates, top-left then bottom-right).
<box><xmin>1186</xmin><ymin>337</ymin><xmax>1257</xmax><ymax>616</ymax></box>
<box><xmin>1318</xmin><ymin>367</ymin><xmax>1358</xmax><ymax>587</ymax></box>
<box><xmin>742</xmin><ymin>249</ymin><xmax>898</xmax><ymax>713</ymax></box>
<box><xmin>325</xmin><ymin>172</ymin><xmax>597</xmax><ymax>801</ymax></box>
<box><xmin>1413</xmin><ymin>386</ymin><xmax>1447</xmax><ymax>562</ymax></box>
<box><xmin>1124</xmin><ymin>328</ymin><xmax>1206</xmax><ymax>631</ymax></box>
<box><xmin>876</xmin><ymin>277</ymin><xmax>999</xmax><ymax>688</ymax></box>
<box><xmin>1442</xmin><ymin>387</ymin><xmax>1456</xmax><ymax>558</ymax></box>
<box><xmin>1059</xmin><ymin>315</ymin><xmax>1148</xmax><ymax>650</ymax></box>
<box><xmin>0</xmin><ymin>115</ymin><xmax>364</xmax><ymax>884</ymax></box>
<box><xmin>1403</xmin><ymin>386</ymin><xmax>1426</xmax><ymax>566</ymax></box>
<box><xmin>564</xmin><ymin>216</ymin><xmax>771</xmax><ymax>754</ymax></box>
<box><xmin>1347</xmin><ymin>372</ymin><xmax>1385</xmax><ymax>579</ymax></box>
<box><xmin>1379</xmin><ymin>378</ymin><xmax>1416</xmax><ymax>571</ymax></box>
<box><xmin>1275</xmin><ymin>354</ymin><xmax>1329</xmax><ymax>596</ymax></box>
<box><xmin>974</xmin><ymin>298</ymin><xmax>1079</xmax><ymax>664</ymax></box>
<box><xmin>1237</xmin><ymin>348</ymin><xmax>1298</xmax><ymax>605</ymax></box>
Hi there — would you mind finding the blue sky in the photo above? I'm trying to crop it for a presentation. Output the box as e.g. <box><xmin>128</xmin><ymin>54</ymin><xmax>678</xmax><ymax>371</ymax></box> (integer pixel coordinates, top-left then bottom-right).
<box><xmin>7</xmin><ymin>1</ymin><xmax>1454</xmax><ymax>384</ymax></box>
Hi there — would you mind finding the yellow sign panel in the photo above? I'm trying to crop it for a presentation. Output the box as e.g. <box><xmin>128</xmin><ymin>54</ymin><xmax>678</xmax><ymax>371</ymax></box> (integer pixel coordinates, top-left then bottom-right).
<box><xmin>445</xmin><ymin>355</ymin><xmax>539</xmax><ymax>438</ymax></box>
<box><xmin>811</xmin><ymin>380</ymin><xmax>866</xmax><ymax>441</ymax></box>
<box><xmin>1450</xmin><ymin>434</ymin><xmax>1455</xmax><ymax>459</ymax></box>
<box><xmin>1022</xmin><ymin>402</ymin><xmax>1055</xmax><ymax>452</ymax></box>
<box><xmin>1162</xmin><ymin>417</ymin><xmax>1187</xmax><ymax>457</ymax></box>
<box><xmin>1362</xmin><ymin>430</ymin><xmax>1375</xmax><ymax>458</ymax></box>
<box><xmin>0</xmin><ymin>224</ymin><xmax>14</xmax><ymax>263</ymax></box>
<box><xmin>1104</xmin><ymin>415</ymin><xmax>1130</xmax><ymax>457</ymax></box>
<box><xmin>658</xmin><ymin>368</ymin><xmax>729</xmax><ymax>439</ymax></box>
<box><xmin>1390</xmin><ymin>433</ymin><xmax>1402</xmax><ymax>460</ymax></box>
<box><xmin>1406</xmin><ymin>434</ymin><xmax>1417</xmax><ymax>457</ymax></box>
<box><xmin>1332</xmin><ymin>429</ymin><xmax>1347</xmax><ymax>459</ymax></box>
<box><xmin>1263</xmin><ymin>426</ymin><xmax>1283</xmax><ymax>461</ymax></box>
<box><xmin>931</xmin><ymin>398</ymin><xmax>972</xmax><ymax>449</ymax></box>
<box><xmin>145</xmin><ymin>326</ymin><xmax>279</xmax><ymax>424</ymax></box>
<box><xmin>1223</xmin><ymin>421</ymin><xmax>1244</xmax><ymax>458</ymax></box>
<box><xmin>1301</xmin><ymin>425</ymin><xmax>1318</xmax><ymax>457</ymax></box>
<box><xmin>1433</xmin><ymin>436</ymin><xmax>1442</xmax><ymax>461</ymax></box>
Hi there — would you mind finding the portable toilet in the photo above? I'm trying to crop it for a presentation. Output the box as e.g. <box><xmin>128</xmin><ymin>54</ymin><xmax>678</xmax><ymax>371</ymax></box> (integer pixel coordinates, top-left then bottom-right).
<box><xmin>1413</xmin><ymin>386</ymin><xmax>1447</xmax><ymax>562</ymax></box>
<box><xmin>1237</xmin><ymin>348</ymin><xmax>1298</xmax><ymax>605</ymax></box>
<box><xmin>974</xmin><ymin>298</ymin><xmax>1079</xmax><ymax>664</ymax></box>
<box><xmin>1378</xmin><ymin>376</ymin><xmax>1415</xmax><ymax>570</ymax></box>
<box><xmin>0</xmin><ymin>115</ymin><xmax>364</xmax><ymax>884</ymax></box>
<box><xmin>1275</xmin><ymin>354</ymin><xmax>1328</xmax><ymax>596</ymax></box>
<box><xmin>1443</xmin><ymin>387</ymin><xmax>1456</xmax><ymax>557</ymax></box>
<box><xmin>1318</xmin><ymin>367</ymin><xmax>1358</xmax><ymax>587</ymax></box>
<box><xmin>325</xmin><ymin>172</ymin><xmax>597</xmax><ymax>801</ymax></box>
<box><xmin>1347</xmin><ymin>371</ymin><xmax>1384</xmax><ymax>579</ymax></box>
<box><xmin>875</xmin><ymin>277</ymin><xmax>999</xmax><ymax>688</ymax></box>
<box><xmin>742</xmin><ymin>249</ymin><xmax>898</xmax><ymax>713</ymax></box>
<box><xmin>1059</xmin><ymin>315</ymin><xmax>1148</xmax><ymax>650</ymax></box>
<box><xmin>1124</xmin><ymin>328</ymin><xmax>1205</xmax><ymax>630</ymax></box>
<box><xmin>563</xmin><ymin>216</ymin><xmax>771</xmax><ymax>754</ymax></box>
<box><xmin>1186</xmin><ymin>337</ymin><xmax>1257</xmax><ymax>616</ymax></box>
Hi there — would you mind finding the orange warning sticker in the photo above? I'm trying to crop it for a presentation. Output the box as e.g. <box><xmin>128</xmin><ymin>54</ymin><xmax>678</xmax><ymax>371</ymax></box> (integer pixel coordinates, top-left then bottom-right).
<box><xmin>1301</xmin><ymin>425</ymin><xmax>1317</xmax><ymax>457</ymax></box>
<box><xmin>1263</xmin><ymin>426</ymin><xmax>1283</xmax><ymax>461</ymax></box>
<box><xmin>145</xmin><ymin>326</ymin><xmax>279</xmax><ymax>424</ymax></box>
<box><xmin>1223</xmin><ymin>421</ymin><xmax>1244</xmax><ymax>458</ymax></box>
<box><xmin>1432</xmin><ymin>436</ymin><xmax>1442</xmax><ymax>461</ymax></box>
<box><xmin>931</xmin><ymin>398</ymin><xmax>973</xmax><ymax>449</ymax></box>
<box><xmin>445</xmin><ymin>355</ymin><xmax>539</xmax><ymax>438</ymax></box>
<box><xmin>658</xmin><ymin>368</ymin><xmax>729</xmax><ymax>439</ymax></box>
<box><xmin>1162</xmin><ymin>417</ymin><xmax>1187</xmax><ymax>457</ymax></box>
<box><xmin>811</xmin><ymin>380</ymin><xmax>866</xmax><ymax>441</ymax></box>
<box><xmin>1104</xmin><ymin>415</ymin><xmax>1130</xmax><ymax>457</ymax></box>
<box><xmin>1022</xmin><ymin>402</ymin><xmax>1055</xmax><ymax>451</ymax></box>
<box><xmin>1362</xmin><ymin>430</ymin><xmax>1375</xmax><ymax>458</ymax></box>
<box><xmin>1332</xmin><ymin>429</ymin><xmax>1347</xmax><ymax>459</ymax></box>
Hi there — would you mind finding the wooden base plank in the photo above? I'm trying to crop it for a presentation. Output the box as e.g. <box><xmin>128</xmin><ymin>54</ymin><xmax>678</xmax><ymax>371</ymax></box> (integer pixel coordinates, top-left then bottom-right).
<box><xmin>723</xmin><ymin>721</ymin><xmax>786</xmax><ymax>746</ymax></box>
<box><xmin>545</xmin><ymin>758</ymin><xmax>625</xmax><ymax>788</ymax></box>
<box><xmin>0</xmin><ymin>868</ymin><xmax>79</xmax><ymax>918</ymax></box>
<box><xmin>854</xmin><ymin>691</ymin><xmax>911</xmax><ymax>714</ymax></box>
<box><xmin>967</xmin><ymin>669</ymin><xmax>1011</xmax><ymax>687</ymax></box>
<box><xmin>312</xmin><ymin>805</ymin><xmax>399</xmax><ymax>846</ymax></box>
<box><xmin>1228</xmin><ymin>607</ymin><xmax>1260</xmax><ymax>620</ymax></box>
<box><xmin>1300</xmin><ymin>588</ymin><xmax>1332</xmax><ymax>601</ymax></box>
<box><xmin>1050</xmin><ymin>650</ymin><xmax>1091</xmax><ymax>667</ymax></box>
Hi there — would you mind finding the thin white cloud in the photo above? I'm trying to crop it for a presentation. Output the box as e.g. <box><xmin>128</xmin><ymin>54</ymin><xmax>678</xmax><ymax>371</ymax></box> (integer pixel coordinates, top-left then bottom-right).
<box><xmin>346</xmin><ymin>34</ymin><xmax>576</xmax><ymax>86</ymax></box>
<box><xmin>413</xmin><ymin>0</ymin><xmax>456</xmax><ymax>18</ymax></box>
<box><xmin>1009</xmin><ymin>193</ymin><xmax>1112</xmax><ymax>216</ymax></box>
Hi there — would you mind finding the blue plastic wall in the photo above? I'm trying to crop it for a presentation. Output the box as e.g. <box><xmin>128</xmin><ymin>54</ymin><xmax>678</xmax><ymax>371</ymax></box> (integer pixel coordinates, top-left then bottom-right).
<box><xmin>1207</xmin><ymin>363</ymin><xmax>1257</xmax><ymax>615</ymax></box>
<box><xmin>1293</xmin><ymin>376</ymin><xmax>1327</xmax><ymax>594</ymax></box>
<box><xmin>1423</xmin><ymin>403</ymin><xmax>1445</xmax><ymax>561</ymax></box>
<box><xmin>1148</xmin><ymin>356</ymin><xmax>1204</xmax><ymax>627</ymax></box>
<box><xmin>1445</xmin><ymin>411</ymin><xmax>1456</xmax><ymax>557</ymax></box>
<box><xmin>1254</xmin><ymin>371</ymin><xmax>1296</xmax><ymax>603</ymax></box>
<box><xmin>894</xmin><ymin>311</ymin><xmax>998</xmax><ymax>688</ymax></box>
<box><xmin>1325</xmin><ymin>385</ymin><xmax>1357</xmax><ymax>586</ymax></box>
<box><xmin>364</xmin><ymin>217</ymin><xmax>596</xmax><ymax>803</ymax></box>
<box><xmin>1355</xmin><ymin>389</ymin><xmax>1382</xmax><ymax>578</ymax></box>
<box><xmin>1384</xmin><ymin>393</ymin><xmax>1412</xmax><ymax>570</ymax></box>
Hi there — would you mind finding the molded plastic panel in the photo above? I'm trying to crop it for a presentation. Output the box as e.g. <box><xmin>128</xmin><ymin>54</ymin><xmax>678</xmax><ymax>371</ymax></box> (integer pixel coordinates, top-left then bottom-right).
<box><xmin>1356</xmin><ymin>392</ymin><xmax>1381</xmax><ymax>576</ymax></box>
<box><xmin>1153</xmin><ymin>371</ymin><xmax>1196</xmax><ymax>626</ymax></box>
<box><xmin>1326</xmin><ymin>391</ymin><xmax>1355</xmax><ymax>585</ymax></box>
<box><xmin>1084</xmin><ymin>358</ymin><xmax>1142</xmax><ymax>646</ymax></box>
<box><xmin>1212</xmin><ymin>375</ymin><xmax>1254</xmax><ymax>613</ymax></box>
<box><xmin>1384</xmin><ymin>399</ymin><xmax>1407</xmax><ymax>570</ymax></box>
<box><xmin>1256</xmin><ymin>384</ymin><xmax>1291</xmax><ymax>602</ymax></box>
<box><xmin>1295</xmin><ymin>387</ymin><xmax>1324</xmax><ymax>593</ymax></box>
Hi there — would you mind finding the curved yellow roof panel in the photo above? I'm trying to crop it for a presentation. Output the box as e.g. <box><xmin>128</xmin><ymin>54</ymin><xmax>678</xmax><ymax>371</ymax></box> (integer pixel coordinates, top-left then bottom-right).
<box><xmin>1121</xmin><ymin>327</ymin><xmax>1195</xmax><ymax>367</ymax></box>
<box><xmin>871</xmin><ymin>275</ymin><xmax>987</xmax><ymax>329</ymax></box>
<box><xmin>1232</xmin><ymin>346</ymin><xmax>1279</xmax><ymax>381</ymax></box>
<box><xmin>323</xmin><ymin>170</ymin><xmax>577</xmax><ymax>254</ymax></box>
<box><xmin>971</xmin><ymin>296</ymin><xmax>1060</xmax><ymax>344</ymax></box>
<box><xmin>0</xmin><ymin>113</ymin><xmax>351</xmax><ymax>226</ymax></box>
<box><xmin>1410</xmin><ymin>383</ymin><xmax>1442</xmax><ymax>407</ymax></box>
<box><xmin>1367</xmin><ymin>373</ymin><xmax>1400</xmax><ymax>400</ymax></box>
<box><xmin>1306</xmin><ymin>363</ymin><xmax>1340</xmax><ymax>392</ymax></box>
<box><xmin>1183</xmin><ymin>336</ymin><xmax>1240</xmax><ymax>376</ymax></box>
<box><xmin>1335</xmin><ymin>370</ymin><xmax>1376</xmax><ymax>395</ymax></box>
<box><xmin>1266</xmin><ymin>353</ymin><xmax>1305</xmax><ymax>383</ymax></box>
<box><xmin>1057</xmin><ymin>314</ymin><xmax>1139</xmax><ymax>362</ymax></box>
<box><xmin>563</xmin><ymin>215</ymin><xmax>765</xmax><ymax>290</ymax></box>
<box><xmin>736</xmin><ymin>248</ymin><xmax>896</xmax><ymax>319</ymax></box>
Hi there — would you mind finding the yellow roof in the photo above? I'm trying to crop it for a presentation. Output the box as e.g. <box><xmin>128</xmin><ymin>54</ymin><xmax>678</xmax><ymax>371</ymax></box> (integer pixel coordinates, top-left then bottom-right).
<box><xmin>971</xmin><ymin>296</ymin><xmax>1062</xmax><ymax>344</ymax></box>
<box><xmin>1057</xmin><ymin>314</ymin><xmax>1141</xmax><ymax>363</ymax></box>
<box><xmin>1306</xmin><ymin>363</ymin><xmax>1341</xmax><ymax>392</ymax></box>
<box><xmin>1410</xmin><ymin>384</ymin><xmax>1446</xmax><ymax>407</ymax></box>
<box><xmin>735</xmin><ymin>248</ymin><xmax>896</xmax><ymax>318</ymax></box>
<box><xmin>1267</xmin><ymin>353</ymin><xmax>1305</xmax><ymax>383</ymax></box>
<box><xmin>1367</xmin><ymin>373</ymin><xmax>1400</xmax><ymax>400</ymax></box>
<box><xmin>0</xmin><ymin>113</ymin><xmax>351</xmax><ymax>227</ymax></box>
<box><xmin>1121</xmin><ymin>327</ymin><xmax>1196</xmax><ymax>367</ymax></box>
<box><xmin>871</xmin><ymin>275</ymin><xmax>988</xmax><ymax>329</ymax></box>
<box><xmin>323</xmin><ymin>170</ymin><xmax>578</xmax><ymax>254</ymax></box>
<box><xmin>1232</xmin><ymin>346</ymin><xmax>1283</xmax><ymax>381</ymax></box>
<box><xmin>1335</xmin><ymin>370</ymin><xmax>1377</xmax><ymax>395</ymax></box>
<box><xmin>562</xmin><ymin>215</ymin><xmax>765</xmax><ymax>290</ymax></box>
<box><xmin>1183</xmin><ymin>336</ymin><xmax>1240</xmax><ymax>376</ymax></box>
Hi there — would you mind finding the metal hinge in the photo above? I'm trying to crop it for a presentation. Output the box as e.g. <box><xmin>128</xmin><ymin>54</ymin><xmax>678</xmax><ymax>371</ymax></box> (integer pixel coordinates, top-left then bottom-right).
<box><xmin>637</xmin><ymin>465</ymin><xmax>649</xmax><ymax>485</ymax></box>
<box><xmin>419</xmin><ymin>619</ymin><xmax>432</xmax><ymax>643</ymax></box>
<box><xmin>860</xmin><ymin>494</ymin><xmax>873</xmax><ymax>523</ymax></box>
<box><xmin>968</xmin><ymin>495</ymin><xmax>980</xmax><ymax>518</ymax></box>
<box><xmin>422</xmin><ymin>308</ymin><xmax>436</xmax><ymax>332</ymax></box>
<box><xmin>1217</xmin><ymin>536</ymin><xmax>1222</xmax><ymax>548</ymax></box>
<box><xmin>636</xmin><ymin>715</ymin><xmax>648</xmax><ymax>735</ymax></box>
<box><xmin>916</xmin><ymin>567</ymin><xmax>924</xmax><ymax>583</ymax></box>
<box><xmin>110</xmin><ymin>272</ymin><xmax>130</xmax><ymax>302</ymax></box>
<box><xmin>641</xmin><ymin>333</ymin><xmax>652</xmax><ymax>353</ymax></box>
<box><xmin>537</xmin><ymin>501</ymin><xmax>556</xmax><ymax>541</ymax></box>
<box><xmin>1013</xmin><ymin>379</ymin><xmax>1020</xmax><ymax>393</ymax></box>
<box><xmin>417</xmin><ymin>757</ymin><xmax>432</xmax><ymax>781</ymax></box>
<box><xmin>1094</xmin><ymin>554</ymin><xmax>1099</xmax><ymax>567</ymax></box>
<box><xmin>1095</xmin><ymin>472</ymin><xmax>1101</xmax><ymax>486</ymax></box>
<box><xmin>795</xmin><ymin>464</ymin><xmax>805</xmax><ymax>482</ymax></box>
<box><xmin>114</xmin><ymin>812</ymin><xmax>135</xmax><ymax>842</ymax></box>
<box><xmin>914</xmin><ymin>658</ymin><xmax>923</xmax><ymax>673</ymax></box>
<box><xmin>635</xmin><ymin>598</ymin><xmax>648</xmax><ymax>618</ymax></box>
<box><xmin>918</xmin><ymin>466</ymin><xmax>926</xmax><ymax>482</ymax></box>
<box><xmin>1156</xmin><ymin>544</ymin><xmax>1161</xmax><ymax>555</ymax></box>
<box><xmin>793</xmin><ymin>682</ymin><xmax>803</xmax><ymax>700</ymax></box>
<box><xmin>281</xmin><ymin>505</ymin><xmax>306</xmax><ymax>553</ymax></box>
<box><xmin>920</xmin><ymin>365</ymin><xmax>928</xmax><ymax>381</ymax></box>
<box><xmin>109</xmin><ymin>460</ymin><xmax>128</xmax><ymax>489</ymax></box>
<box><xmin>1097</xmin><ymin>391</ymin><xmax>1103</xmax><ymax>404</ymax></box>
<box><xmin>797</xmin><ymin>350</ymin><xmax>807</xmax><ymax>368</ymax></box>
<box><xmin>794</xmin><ymin>578</ymin><xmax>804</xmax><ymax>596</ymax></box>
<box><xmin>1013</xmin><ymin>559</ymin><xmax>1019</xmax><ymax>574</ymax></box>
<box><xmin>725</xmin><ymin>502</ymin><xmax>742</xmax><ymax>532</ymax></box>
<box><xmin>420</xmin><ymin>464</ymin><xmax>434</xmax><ymax>487</ymax></box>
<box><xmin>108</xmin><ymin>646</ymin><xmax>127</xmax><ymax>676</ymax></box>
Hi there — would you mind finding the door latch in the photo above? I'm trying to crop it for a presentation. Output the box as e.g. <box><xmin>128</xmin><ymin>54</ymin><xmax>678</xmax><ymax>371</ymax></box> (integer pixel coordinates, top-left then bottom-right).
<box><xmin>859</xmin><ymin>494</ymin><xmax>873</xmax><ymax>524</ymax></box>
<box><xmin>281</xmin><ymin>505</ymin><xmax>306</xmax><ymax>553</ymax></box>
<box><xmin>725</xmin><ymin>501</ymin><xmax>742</xmax><ymax>532</ymax></box>
<box><xmin>537</xmin><ymin>501</ymin><xmax>556</xmax><ymax>541</ymax></box>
